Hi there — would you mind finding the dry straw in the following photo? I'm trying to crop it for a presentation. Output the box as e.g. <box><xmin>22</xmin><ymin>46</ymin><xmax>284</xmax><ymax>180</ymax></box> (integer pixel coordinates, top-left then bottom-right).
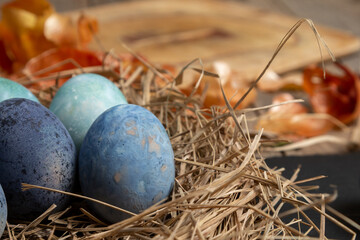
<box><xmin>2</xmin><ymin>19</ymin><xmax>360</xmax><ymax>239</ymax></box>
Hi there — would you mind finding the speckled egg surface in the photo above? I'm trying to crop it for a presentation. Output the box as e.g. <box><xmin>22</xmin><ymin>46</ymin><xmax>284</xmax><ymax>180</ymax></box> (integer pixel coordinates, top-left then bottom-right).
<box><xmin>0</xmin><ymin>98</ymin><xmax>76</xmax><ymax>220</ymax></box>
<box><xmin>0</xmin><ymin>77</ymin><xmax>39</xmax><ymax>103</ymax></box>
<box><xmin>0</xmin><ymin>184</ymin><xmax>7</xmax><ymax>238</ymax></box>
<box><xmin>49</xmin><ymin>73</ymin><xmax>127</xmax><ymax>151</ymax></box>
<box><xmin>79</xmin><ymin>104</ymin><xmax>175</xmax><ymax>223</ymax></box>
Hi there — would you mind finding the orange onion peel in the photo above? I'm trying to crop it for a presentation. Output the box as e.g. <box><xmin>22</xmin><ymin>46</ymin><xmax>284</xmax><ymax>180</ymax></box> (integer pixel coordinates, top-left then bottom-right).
<box><xmin>22</xmin><ymin>47</ymin><xmax>103</xmax><ymax>89</ymax></box>
<box><xmin>177</xmin><ymin>61</ymin><xmax>256</xmax><ymax>109</ymax></box>
<box><xmin>20</xmin><ymin>48</ymin><xmax>175</xmax><ymax>91</ymax></box>
<box><xmin>77</xmin><ymin>14</ymin><xmax>99</xmax><ymax>48</ymax></box>
<box><xmin>256</xmin><ymin>93</ymin><xmax>334</xmax><ymax>138</ymax></box>
<box><xmin>257</xmin><ymin>70</ymin><xmax>303</xmax><ymax>92</ymax></box>
<box><xmin>0</xmin><ymin>0</ymin><xmax>98</xmax><ymax>74</ymax></box>
<box><xmin>0</xmin><ymin>0</ymin><xmax>54</xmax><ymax>72</ymax></box>
<box><xmin>303</xmin><ymin>62</ymin><xmax>360</xmax><ymax>124</ymax></box>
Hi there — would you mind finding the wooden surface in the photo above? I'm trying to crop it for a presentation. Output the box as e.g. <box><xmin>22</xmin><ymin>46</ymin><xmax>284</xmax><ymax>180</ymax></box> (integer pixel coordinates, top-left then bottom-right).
<box><xmin>241</xmin><ymin>0</ymin><xmax>360</xmax><ymax>71</ymax></box>
<box><xmin>66</xmin><ymin>0</ymin><xmax>360</xmax><ymax>82</ymax></box>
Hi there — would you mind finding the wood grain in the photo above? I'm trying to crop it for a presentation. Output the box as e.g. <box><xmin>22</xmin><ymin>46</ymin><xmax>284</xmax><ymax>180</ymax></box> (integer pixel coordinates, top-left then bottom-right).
<box><xmin>67</xmin><ymin>0</ymin><xmax>360</xmax><ymax>81</ymax></box>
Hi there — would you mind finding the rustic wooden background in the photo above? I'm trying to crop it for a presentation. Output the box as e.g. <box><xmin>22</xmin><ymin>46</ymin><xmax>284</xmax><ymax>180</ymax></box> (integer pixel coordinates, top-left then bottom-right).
<box><xmin>1</xmin><ymin>0</ymin><xmax>358</xmax><ymax>69</ymax></box>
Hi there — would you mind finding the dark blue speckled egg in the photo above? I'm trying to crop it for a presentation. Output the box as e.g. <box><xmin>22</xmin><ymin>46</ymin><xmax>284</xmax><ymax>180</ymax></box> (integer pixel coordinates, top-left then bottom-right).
<box><xmin>0</xmin><ymin>184</ymin><xmax>7</xmax><ymax>238</ymax></box>
<box><xmin>0</xmin><ymin>98</ymin><xmax>76</xmax><ymax>220</ymax></box>
<box><xmin>79</xmin><ymin>104</ymin><xmax>175</xmax><ymax>223</ymax></box>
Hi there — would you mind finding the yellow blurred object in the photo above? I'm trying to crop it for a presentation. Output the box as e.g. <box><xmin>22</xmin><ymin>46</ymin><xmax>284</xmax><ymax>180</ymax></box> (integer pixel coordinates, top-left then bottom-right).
<box><xmin>0</xmin><ymin>0</ymin><xmax>98</xmax><ymax>74</ymax></box>
<box><xmin>1</xmin><ymin>0</ymin><xmax>53</xmax><ymax>31</ymax></box>
<box><xmin>0</xmin><ymin>0</ymin><xmax>54</xmax><ymax>71</ymax></box>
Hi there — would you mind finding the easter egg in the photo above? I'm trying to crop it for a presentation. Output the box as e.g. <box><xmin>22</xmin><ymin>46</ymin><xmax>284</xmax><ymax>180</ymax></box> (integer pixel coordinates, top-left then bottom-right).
<box><xmin>0</xmin><ymin>98</ymin><xmax>76</xmax><ymax>220</ymax></box>
<box><xmin>79</xmin><ymin>104</ymin><xmax>175</xmax><ymax>223</ymax></box>
<box><xmin>49</xmin><ymin>73</ymin><xmax>127</xmax><ymax>152</ymax></box>
<box><xmin>0</xmin><ymin>184</ymin><xmax>7</xmax><ymax>238</ymax></box>
<box><xmin>0</xmin><ymin>77</ymin><xmax>39</xmax><ymax>103</ymax></box>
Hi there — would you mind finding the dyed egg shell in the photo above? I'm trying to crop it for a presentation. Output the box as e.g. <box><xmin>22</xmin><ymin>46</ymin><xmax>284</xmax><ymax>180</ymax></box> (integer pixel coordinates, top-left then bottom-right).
<box><xmin>79</xmin><ymin>104</ymin><xmax>175</xmax><ymax>223</ymax></box>
<box><xmin>0</xmin><ymin>77</ymin><xmax>39</xmax><ymax>103</ymax></box>
<box><xmin>0</xmin><ymin>184</ymin><xmax>7</xmax><ymax>238</ymax></box>
<box><xmin>0</xmin><ymin>98</ymin><xmax>76</xmax><ymax>220</ymax></box>
<box><xmin>49</xmin><ymin>73</ymin><xmax>127</xmax><ymax>151</ymax></box>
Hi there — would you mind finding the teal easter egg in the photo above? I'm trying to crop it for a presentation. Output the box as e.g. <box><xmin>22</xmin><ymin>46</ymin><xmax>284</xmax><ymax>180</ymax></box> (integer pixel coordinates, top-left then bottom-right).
<box><xmin>49</xmin><ymin>73</ymin><xmax>127</xmax><ymax>151</ymax></box>
<box><xmin>0</xmin><ymin>77</ymin><xmax>39</xmax><ymax>103</ymax></box>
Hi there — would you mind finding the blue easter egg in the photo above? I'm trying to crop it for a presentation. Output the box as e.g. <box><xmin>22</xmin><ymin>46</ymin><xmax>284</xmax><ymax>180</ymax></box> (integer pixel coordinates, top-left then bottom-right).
<box><xmin>79</xmin><ymin>104</ymin><xmax>175</xmax><ymax>223</ymax></box>
<box><xmin>0</xmin><ymin>98</ymin><xmax>76</xmax><ymax>220</ymax></box>
<box><xmin>0</xmin><ymin>184</ymin><xmax>7</xmax><ymax>238</ymax></box>
<box><xmin>0</xmin><ymin>77</ymin><xmax>39</xmax><ymax>103</ymax></box>
<box><xmin>49</xmin><ymin>73</ymin><xmax>127</xmax><ymax>152</ymax></box>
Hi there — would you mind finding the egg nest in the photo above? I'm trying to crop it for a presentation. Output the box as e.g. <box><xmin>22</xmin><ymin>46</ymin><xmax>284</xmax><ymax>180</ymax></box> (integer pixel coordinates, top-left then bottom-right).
<box><xmin>2</xmin><ymin>50</ymin><xmax>356</xmax><ymax>239</ymax></box>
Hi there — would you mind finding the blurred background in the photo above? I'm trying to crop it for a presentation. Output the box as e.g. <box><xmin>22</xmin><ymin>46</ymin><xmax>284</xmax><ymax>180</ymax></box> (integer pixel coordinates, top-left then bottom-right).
<box><xmin>1</xmin><ymin>0</ymin><xmax>360</xmax><ymax>36</ymax></box>
<box><xmin>0</xmin><ymin>0</ymin><xmax>358</xmax><ymax>69</ymax></box>
<box><xmin>68</xmin><ymin>0</ymin><xmax>357</xmax><ymax>70</ymax></box>
<box><xmin>1</xmin><ymin>0</ymin><xmax>359</xmax><ymax>33</ymax></box>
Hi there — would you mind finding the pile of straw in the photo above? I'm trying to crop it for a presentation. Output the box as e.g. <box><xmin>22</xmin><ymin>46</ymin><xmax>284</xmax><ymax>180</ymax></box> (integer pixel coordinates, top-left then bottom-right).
<box><xmin>2</xmin><ymin>19</ymin><xmax>359</xmax><ymax>240</ymax></box>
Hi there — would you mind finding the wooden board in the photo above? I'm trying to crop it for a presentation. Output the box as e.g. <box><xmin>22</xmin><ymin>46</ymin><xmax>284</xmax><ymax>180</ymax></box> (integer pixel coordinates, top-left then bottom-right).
<box><xmin>70</xmin><ymin>0</ymin><xmax>360</xmax><ymax>80</ymax></box>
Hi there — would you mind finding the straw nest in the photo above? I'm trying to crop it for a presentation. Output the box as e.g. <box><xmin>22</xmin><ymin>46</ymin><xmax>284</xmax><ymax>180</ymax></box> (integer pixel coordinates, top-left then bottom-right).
<box><xmin>2</xmin><ymin>19</ymin><xmax>359</xmax><ymax>240</ymax></box>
